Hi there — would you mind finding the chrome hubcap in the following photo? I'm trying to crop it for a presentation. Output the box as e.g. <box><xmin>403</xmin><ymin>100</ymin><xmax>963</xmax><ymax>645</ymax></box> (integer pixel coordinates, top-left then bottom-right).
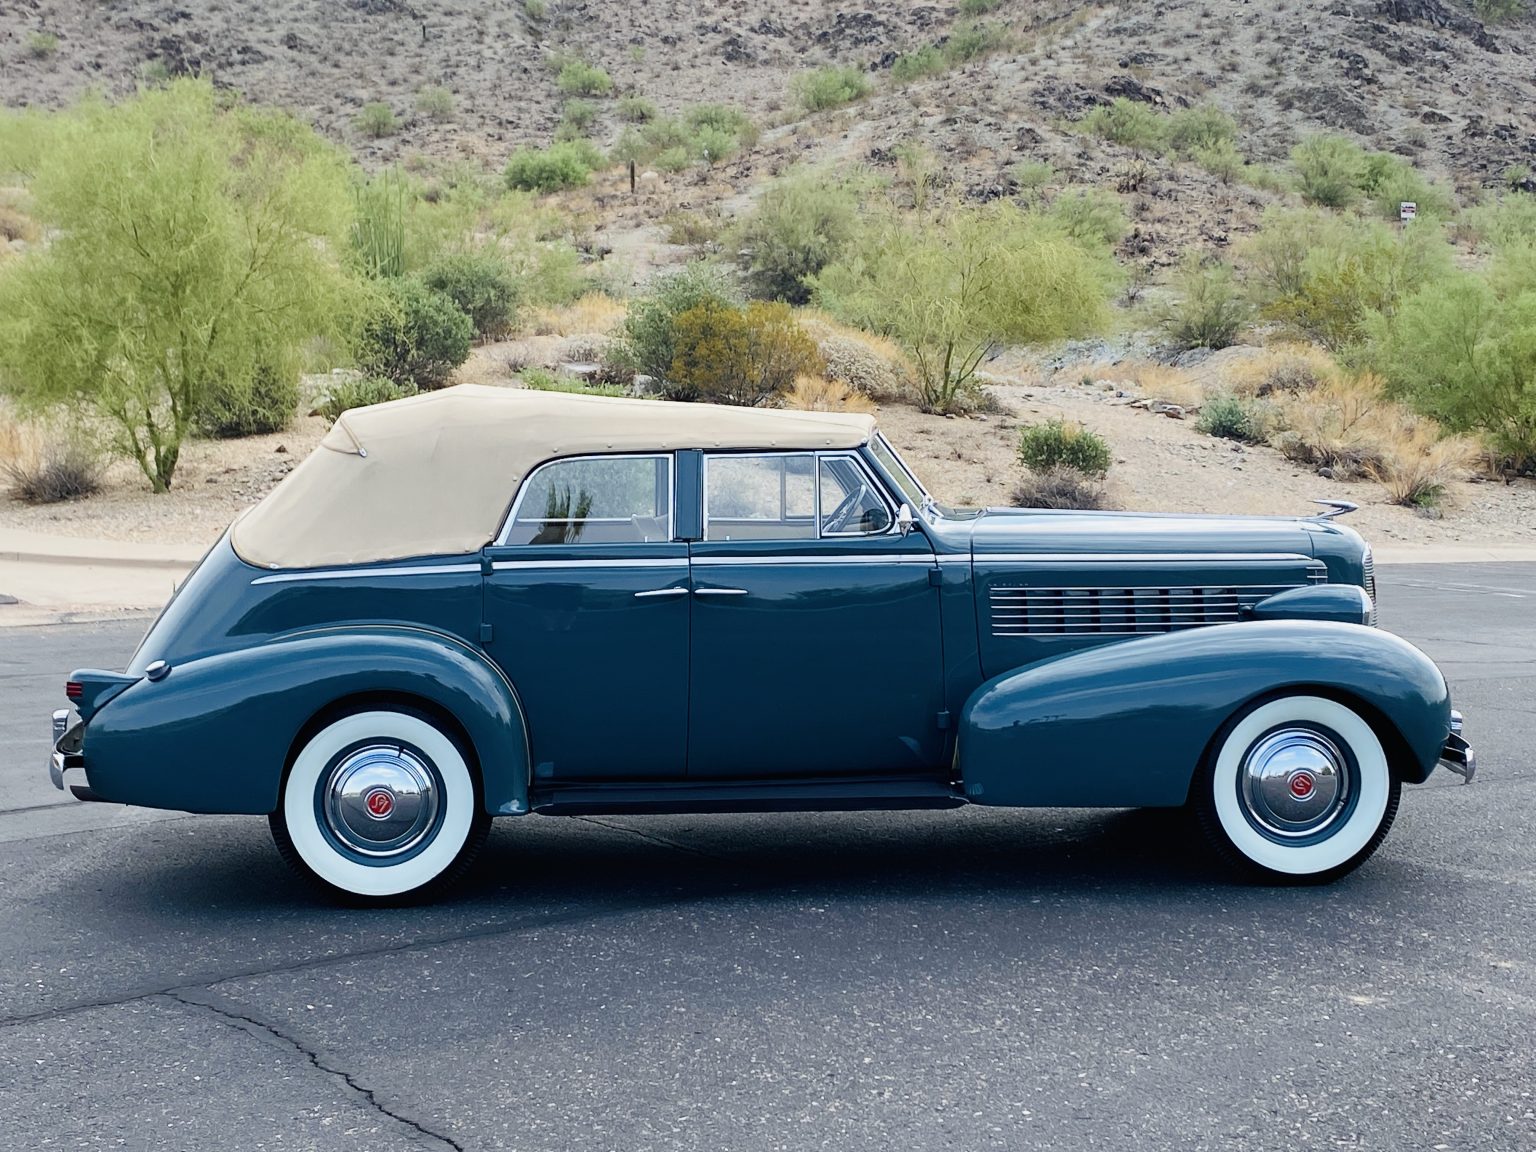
<box><xmin>322</xmin><ymin>744</ymin><xmax>439</xmax><ymax>858</ymax></box>
<box><xmin>1239</xmin><ymin>728</ymin><xmax>1351</xmax><ymax>838</ymax></box>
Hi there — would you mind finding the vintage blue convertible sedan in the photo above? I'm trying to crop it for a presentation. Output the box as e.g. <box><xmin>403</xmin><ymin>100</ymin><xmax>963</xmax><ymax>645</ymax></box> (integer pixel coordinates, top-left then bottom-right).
<box><xmin>49</xmin><ymin>385</ymin><xmax>1474</xmax><ymax>901</ymax></box>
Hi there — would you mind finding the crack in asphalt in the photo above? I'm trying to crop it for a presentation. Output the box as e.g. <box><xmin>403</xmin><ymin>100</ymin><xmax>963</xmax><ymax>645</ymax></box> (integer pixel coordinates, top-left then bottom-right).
<box><xmin>162</xmin><ymin>989</ymin><xmax>464</xmax><ymax>1152</ymax></box>
<box><xmin>571</xmin><ymin>814</ymin><xmax>733</xmax><ymax>860</ymax></box>
<box><xmin>0</xmin><ymin>880</ymin><xmax>751</xmax><ymax>1031</ymax></box>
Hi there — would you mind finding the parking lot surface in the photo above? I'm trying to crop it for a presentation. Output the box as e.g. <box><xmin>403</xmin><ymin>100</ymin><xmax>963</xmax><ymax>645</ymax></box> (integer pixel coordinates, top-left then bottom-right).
<box><xmin>1</xmin><ymin>564</ymin><xmax>1533</xmax><ymax>1151</ymax></box>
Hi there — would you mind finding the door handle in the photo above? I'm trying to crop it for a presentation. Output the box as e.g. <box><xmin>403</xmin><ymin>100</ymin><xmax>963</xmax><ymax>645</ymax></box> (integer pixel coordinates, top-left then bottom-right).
<box><xmin>694</xmin><ymin>587</ymin><xmax>748</xmax><ymax>596</ymax></box>
<box><xmin>634</xmin><ymin>587</ymin><xmax>690</xmax><ymax>598</ymax></box>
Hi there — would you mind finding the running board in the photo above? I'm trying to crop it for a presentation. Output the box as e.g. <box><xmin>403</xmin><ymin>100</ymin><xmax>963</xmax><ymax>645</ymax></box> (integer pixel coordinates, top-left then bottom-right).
<box><xmin>531</xmin><ymin>775</ymin><xmax>965</xmax><ymax>816</ymax></box>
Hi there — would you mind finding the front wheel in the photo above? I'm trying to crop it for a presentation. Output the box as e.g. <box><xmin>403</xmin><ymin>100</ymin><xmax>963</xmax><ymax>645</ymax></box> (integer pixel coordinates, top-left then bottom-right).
<box><xmin>271</xmin><ymin>709</ymin><xmax>490</xmax><ymax>904</ymax></box>
<box><xmin>1196</xmin><ymin>694</ymin><xmax>1401</xmax><ymax>884</ymax></box>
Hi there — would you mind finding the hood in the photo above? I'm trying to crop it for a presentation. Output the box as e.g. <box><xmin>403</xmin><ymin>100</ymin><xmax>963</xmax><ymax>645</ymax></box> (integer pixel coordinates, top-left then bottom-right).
<box><xmin>969</xmin><ymin>507</ymin><xmax>1317</xmax><ymax>559</ymax></box>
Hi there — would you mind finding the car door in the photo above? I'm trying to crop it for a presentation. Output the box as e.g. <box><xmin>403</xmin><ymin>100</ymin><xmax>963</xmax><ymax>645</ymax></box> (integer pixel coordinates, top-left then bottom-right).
<box><xmin>482</xmin><ymin>453</ymin><xmax>689</xmax><ymax>782</ymax></box>
<box><xmin>687</xmin><ymin>450</ymin><xmax>947</xmax><ymax>779</ymax></box>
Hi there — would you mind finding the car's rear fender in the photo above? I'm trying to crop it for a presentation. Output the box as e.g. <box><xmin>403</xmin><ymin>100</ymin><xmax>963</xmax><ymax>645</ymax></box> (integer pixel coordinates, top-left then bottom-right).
<box><xmin>956</xmin><ymin>620</ymin><xmax>1451</xmax><ymax>808</ymax></box>
<box><xmin>80</xmin><ymin>626</ymin><xmax>531</xmax><ymax>816</ymax></box>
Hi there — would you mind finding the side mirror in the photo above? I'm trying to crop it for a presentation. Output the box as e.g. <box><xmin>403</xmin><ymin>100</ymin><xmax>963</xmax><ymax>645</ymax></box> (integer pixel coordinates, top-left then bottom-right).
<box><xmin>896</xmin><ymin>503</ymin><xmax>915</xmax><ymax>536</ymax></box>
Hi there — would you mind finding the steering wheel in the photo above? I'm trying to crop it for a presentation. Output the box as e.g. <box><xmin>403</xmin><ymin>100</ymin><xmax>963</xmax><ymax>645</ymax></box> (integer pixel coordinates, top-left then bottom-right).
<box><xmin>823</xmin><ymin>485</ymin><xmax>866</xmax><ymax>535</ymax></box>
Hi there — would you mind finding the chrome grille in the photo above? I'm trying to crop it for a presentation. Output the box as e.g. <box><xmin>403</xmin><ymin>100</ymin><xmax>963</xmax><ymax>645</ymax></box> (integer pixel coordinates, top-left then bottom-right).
<box><xmin>989</xmin><ymin>583</ymin><xmax>1313</xmax><ymax>638</ymax></box>
<box><xmin>1363</xmin><ymin>547</ymin><xmax>1377</xmax><ymax>625</ymax></box>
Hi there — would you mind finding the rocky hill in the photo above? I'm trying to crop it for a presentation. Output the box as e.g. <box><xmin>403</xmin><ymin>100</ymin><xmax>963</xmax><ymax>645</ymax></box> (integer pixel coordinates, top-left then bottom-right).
<box><xmin>3</xmin><ymin>1</ymin><xmax>1530</xmax><ymax>180</ymax></box>
<box><xmin>3</xmin><ymin>0</ymin><xmax>1534</xmax><ymax>278</ymax></box>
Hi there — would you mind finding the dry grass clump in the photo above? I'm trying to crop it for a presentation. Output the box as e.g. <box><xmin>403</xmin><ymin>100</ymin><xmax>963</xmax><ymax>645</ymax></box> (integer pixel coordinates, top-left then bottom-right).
<box><xmin>796</xmin><ymin>312</ymin><xmax>917</xmax><ymax>402</ymax></box>
<box><xmin>525</xmin><ymin>293</ymin><xmax>627</xmax><ymax>337</ymax></box>
<box><xmin>1270</xmin><ymin>373</ymin><xmax>1476</xmax><ymax>504</ymax></box>
<box><xmin>781</xmin><ymin>375</ymin><xmax>876</xmax><ymax>414</ymax></box>
<box><xmin>1226</xmin><ymin>343</ymin><xmax>1340</xmax><ymax>398</ymax></box>
<box><xmin>1011</xmin><ymin>467</ymin><xmax>1111</xmax><ymax>510</ymax></box>
<box><xmin>0</xmin><ymin>203</ymin><xmax>36</xmax><ymax>244</ymax></box>
<box><xmin>1366</xmin><ymin>417</ymin><xmax>1480</xmax><ymax>508</ymax></box>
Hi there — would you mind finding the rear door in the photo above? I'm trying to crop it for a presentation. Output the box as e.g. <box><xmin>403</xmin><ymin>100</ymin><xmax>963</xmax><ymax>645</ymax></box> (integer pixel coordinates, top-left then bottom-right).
<box><xmin>686</xmin><ymin>451</ymin><xmax>947</xmax><ymax>779</ymax></box>
<box><xmin>482</xmin><ymin>453</ymin><xmax>689</xmax><ymax>782</ymax></box>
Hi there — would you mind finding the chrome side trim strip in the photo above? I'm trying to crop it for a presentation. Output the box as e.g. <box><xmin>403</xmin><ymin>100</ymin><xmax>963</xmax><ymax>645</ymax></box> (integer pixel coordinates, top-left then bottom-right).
<box><xmin>252</xmin><ymin>563</ymin><xmax>482</xmax><ymax>586</ymax></box>
<box><xmin>491</xmin><ymin>558</ymin><xmax>687</xmax><ymax>572</ymax></box>
<box><xmin>973</xmin><ymin>552</ymin><xmax>1316</xmax><ymax>564</ymax></box>
<box><xmin>633</xmin><ymin>587</ymin><xmax>690</xmax><ymax>598</ymax></box>
<box><xmin>689</xmin><ymin>553</ymin><xmax>935</xmax><ymax>566</ymax></box>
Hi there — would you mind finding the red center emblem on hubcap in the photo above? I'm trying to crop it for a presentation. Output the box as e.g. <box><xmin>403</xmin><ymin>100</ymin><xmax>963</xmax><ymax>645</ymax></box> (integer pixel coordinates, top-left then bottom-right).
<box><xmin>364</xmin><ymin>788</ymin><xmax>395</xmax><ymax>818</ymax></box>
<box><xmin>1289</xmin><ymin>773</ymin><xmax>1316</xmax><ymax>800</ymax></box>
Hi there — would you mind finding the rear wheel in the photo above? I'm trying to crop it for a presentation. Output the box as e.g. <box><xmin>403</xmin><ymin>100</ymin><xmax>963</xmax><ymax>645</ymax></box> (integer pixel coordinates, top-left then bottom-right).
<box><xmin>270</xmin><ymin>709</ymin><xmax>490</xmax><ymax>904</ymax></box>
<box><xmin>1196</xmin><ymin>694</ymin><xmax>1401</xmax><ymax>884</ymax></box>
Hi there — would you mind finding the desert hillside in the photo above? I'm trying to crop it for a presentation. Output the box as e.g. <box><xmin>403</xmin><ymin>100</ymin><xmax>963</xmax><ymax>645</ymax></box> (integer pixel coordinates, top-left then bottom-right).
<box><xmin>5</xmin><ymin>1</ymin><xmax>1532</xmax><ymax>184</ymax></box>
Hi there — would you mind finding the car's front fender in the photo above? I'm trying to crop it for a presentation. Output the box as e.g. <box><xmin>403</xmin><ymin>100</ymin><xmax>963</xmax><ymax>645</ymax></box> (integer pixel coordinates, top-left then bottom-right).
<box><xmin>80</xmin><ymin>626</ymin><xmax>531</xmax><ymax>817</ymax></box>
<box><xmin>956</xmin><ymin>620</ymin><xmax>1451</xmax><ymax>808</ymax></box>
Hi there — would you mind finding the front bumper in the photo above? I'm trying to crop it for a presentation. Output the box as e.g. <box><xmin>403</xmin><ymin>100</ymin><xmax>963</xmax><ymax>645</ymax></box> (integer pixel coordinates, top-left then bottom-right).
<box><xmin>48</xmin><ymin>709</ymin><xmax>105</xmax><ymax>802</ymax></box>
<box><xmin>1438</xmin><ymin>709</ymin><xmax>1476</xmax><ymax>784</ymax></box>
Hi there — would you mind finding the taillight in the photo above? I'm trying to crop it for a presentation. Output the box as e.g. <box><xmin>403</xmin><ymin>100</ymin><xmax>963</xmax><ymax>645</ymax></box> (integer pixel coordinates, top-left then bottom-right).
<box><xmin>65</xmin><ymin>681</ymin><xmax>83</xmax><ymax>700</ymax></box>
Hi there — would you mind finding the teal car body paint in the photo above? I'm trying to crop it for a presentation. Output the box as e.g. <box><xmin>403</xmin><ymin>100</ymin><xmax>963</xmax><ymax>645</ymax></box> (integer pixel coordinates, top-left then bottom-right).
<box><xmin>46</xmin><ymin>386</ymin><xmax>1474</xmax><ymax>901</ymax></box>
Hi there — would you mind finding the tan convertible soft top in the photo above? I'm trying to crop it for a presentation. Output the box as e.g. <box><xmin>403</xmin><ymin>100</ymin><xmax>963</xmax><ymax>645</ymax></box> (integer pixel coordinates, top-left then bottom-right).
<box><xmin>231</xmin><ymin>384</ymin><xmax>877</xmax><ymax>569</ymax></box>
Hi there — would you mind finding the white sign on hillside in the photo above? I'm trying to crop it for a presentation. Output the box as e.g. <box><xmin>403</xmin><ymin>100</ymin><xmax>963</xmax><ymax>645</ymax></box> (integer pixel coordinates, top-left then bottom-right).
<box><xmin>1400</xmin><ymin>201</ymin><xmax>1418</xmax><ymax>222</ymax></box>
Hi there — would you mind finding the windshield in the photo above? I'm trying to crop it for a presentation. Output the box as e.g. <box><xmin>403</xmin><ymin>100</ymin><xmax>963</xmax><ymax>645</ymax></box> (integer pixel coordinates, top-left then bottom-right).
<box><xmin>871</xmin><ymin>434</ymin><xmax>930</xmax><ymax>507</ymax></box>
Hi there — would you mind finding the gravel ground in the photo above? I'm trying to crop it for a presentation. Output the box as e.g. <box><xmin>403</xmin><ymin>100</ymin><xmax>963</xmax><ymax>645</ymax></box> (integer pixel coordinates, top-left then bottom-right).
<box><xmin>3</xmin><ymin>365</ymin><xmax>1533</xmax><ymax>551</ymax></box>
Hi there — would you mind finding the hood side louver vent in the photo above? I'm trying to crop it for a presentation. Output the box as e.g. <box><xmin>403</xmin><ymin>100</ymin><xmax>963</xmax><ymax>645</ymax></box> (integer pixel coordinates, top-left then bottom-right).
<box><xmin>989</xmin><ymin>579</ymin><xmax>1322</xmax><ymax>638</ymax></box>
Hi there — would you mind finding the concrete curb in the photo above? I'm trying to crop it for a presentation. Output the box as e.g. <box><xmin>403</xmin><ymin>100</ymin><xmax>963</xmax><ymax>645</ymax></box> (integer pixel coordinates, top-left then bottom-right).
<box><xmin>0</xmin><ymin>549</ymin><xmax>196</xmax><ymax>572</ymax></box>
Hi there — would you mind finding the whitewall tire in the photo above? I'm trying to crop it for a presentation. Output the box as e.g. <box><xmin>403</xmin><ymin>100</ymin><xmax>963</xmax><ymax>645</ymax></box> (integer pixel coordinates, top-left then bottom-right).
<box><xmin>270</xmin><ymin>709</ymin><xmax>490</xmax><ymax>903</ymax></box>
<box><xmin>1197</xmin><ymin>695</ymin><xmax>1401</xmax><ymax>883</ymax></box>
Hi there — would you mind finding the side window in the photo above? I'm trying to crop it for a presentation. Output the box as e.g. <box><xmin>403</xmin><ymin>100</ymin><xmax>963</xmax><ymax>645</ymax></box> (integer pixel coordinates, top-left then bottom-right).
<box><xmin>705</xmin><ymin>455</ymin><xmax>817</xmax><ymax>541</ymax></box>
<box><xmin>504</xmin><ymin>455</ymin><xmax>671</xmax><ymax>546</ymax></box>
<box><xmin>820</xmin><ymin>455</ymin><xmax>893</xmax><ymax>536</ymax></box>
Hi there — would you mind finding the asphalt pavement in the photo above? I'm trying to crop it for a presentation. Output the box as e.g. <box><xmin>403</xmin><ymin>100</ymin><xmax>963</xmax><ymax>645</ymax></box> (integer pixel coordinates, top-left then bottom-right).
<box><xmin>1</xmin><ymin>564</ymin><xmax>1532</xmax><ymax>1151</ymax></box>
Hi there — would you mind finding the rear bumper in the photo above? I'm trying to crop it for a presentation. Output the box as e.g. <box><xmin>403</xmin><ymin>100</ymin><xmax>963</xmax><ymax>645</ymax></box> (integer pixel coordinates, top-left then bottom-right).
<box><xmin>48</xmin><ymin>708</ymin><xmax>107</xmax><ymax>802</ymax></box>
<box><xmin>1438</xmin><ymin>709</ymin><xmax>1476</xmax><ymax>784</ymax></box>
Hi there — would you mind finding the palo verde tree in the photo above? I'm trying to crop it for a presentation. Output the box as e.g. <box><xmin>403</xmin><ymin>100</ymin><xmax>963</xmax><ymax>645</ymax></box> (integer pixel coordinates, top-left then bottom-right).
<box><xmin>0</xmin><ymin>81</ymin><xmax>356</xmax><ymax>492</ymax></box>
<box><xmin>812</xmin><ymin>199</ymin><xmax>1117</xmax><ymax>412</ymax></box>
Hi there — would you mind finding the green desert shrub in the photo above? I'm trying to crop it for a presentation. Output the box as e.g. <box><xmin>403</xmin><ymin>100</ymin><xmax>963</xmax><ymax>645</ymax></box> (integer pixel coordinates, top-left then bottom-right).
<box><xmin>1196</xmin><ymin>393</ymin><xmax>1269</xmax><ymax>442</ymax></box>
<box><xmin>27</xmin><ymin>32</ymin><xmax>59</xmax><ymax>59</ymax></box>
<box><xmin>1167</xmin><ymin>105</ymin><xmax>1237</xmax><ymax>154</ymax></box>
<box><xmin>617</xmin><ymin>96</ymin><xmax>656</xmax><ymax>123</ymax></box>
<box><xmin>617</xmin><ymin>263</ymin><xmax>740</xmax><ymax>382</ymax></box>
<box><xmin>415</xmin><ymin>86</ymin><xmax>454</xmax><ymax>122</ymax></box>
<box><xmin>1017</xmin><ymin>419</ymin><xmax>1113</xmax><ymax>478</ymax></box>
<box><xmin>559</xmin><ymin>99</ymin><xmax>599</xmax><ymax>134</ymax></box>
<box><xmin>666</xmin><ymin>299</ymin><xmax>824</xmax><ymax>406</ymax></box>
<box><xmin>195</xmin><ymin>359</ymin><xmax>300</xmax><ymax>438</ymax></box>
<box><xmin>1045</xmin><ymin>187</ymin><xmax>1126</xmax><ymax>248</ymax></box>
<box><xmin>315</xmin><ymin>376</ymin><xmax>415</xmax><ymax>424</ymax></box>
<box><xmin>1164</xmin><ymin>259</ymin><xmax>1249</xmax><ymax>350</ymax></box>
<box><xmin>943</xmin><ymin>21</ymin><xmax>1005</xmax><ymax>63</ymax></box>
<box><xmin>1369</xmin><ymin>275</ymin><xmax>1536</xmax><ymax>471</ymax></box>
<box><xmin>813</xmin><ymin>200</ymin><xmax>1116</xmax><ymax>412</ymax></box>
<box><xmin>355</xmin><ymin>278</ymin><xmax>474</xmax><ymax>390</ymax></box>
<box><xmin>733</xmin><ymin>174</ymin><xmax>858</xmax><ymax>304</ymax></box>
<box><xmin>420</xmin><ymin>251</ymin><xmax>520</xmax><ymax>340</ymax></box>
<box><xmin>1079</xmin><ymin>97</ymin><xmax>1168</xmax><ymax>151</ymax></box>
<box><xmin>890</xmin><ymin>45</ymin><xmax>946</xmax><ymax>83</ymax></box>
<box><xmin>504</xmin><ymin>140</ymin><xmax>601</xmax><ymax>193</ymax></box>
<box><xmin>1243</xmin><ymin>207</ymin><xmax>1454</xmax><ymax>352</ymax></box>
<box><xmin>1292</xmin><ymin>134</ymin><xmax>1366</xmax><ymax>209</ymax></box>
<box><xmin>960</xmin><ymin>0</ymin><xmax>1007</xmax><ymax>12</ymax></box>
<box><xmin>793</xmin><ymin>66</ymin><xmax>871</xmax><ymax>112</ymax></box>
<box><xmin>1357</xmin><ymin>153</ymin><xmax>1453</xmax><ymax>221</ymax></box>
<box><xmin>555</xmin><ymin>60</ymin><xmax>612</xmax><ymax>97</ymax></box>
<box><xmin>1193</xmin><ymin>139</ymin><xmax>1245</xmax><ymax>184</ymax></box>
<box><xmin>355</xmin><ymin>102</ymin><xmax>398</xmax><ymax>139</ymax></box>
<box><xmin>0</xmin><ymin>79</ymin><xmax>356</xmax><ymax>492</ymax></box>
